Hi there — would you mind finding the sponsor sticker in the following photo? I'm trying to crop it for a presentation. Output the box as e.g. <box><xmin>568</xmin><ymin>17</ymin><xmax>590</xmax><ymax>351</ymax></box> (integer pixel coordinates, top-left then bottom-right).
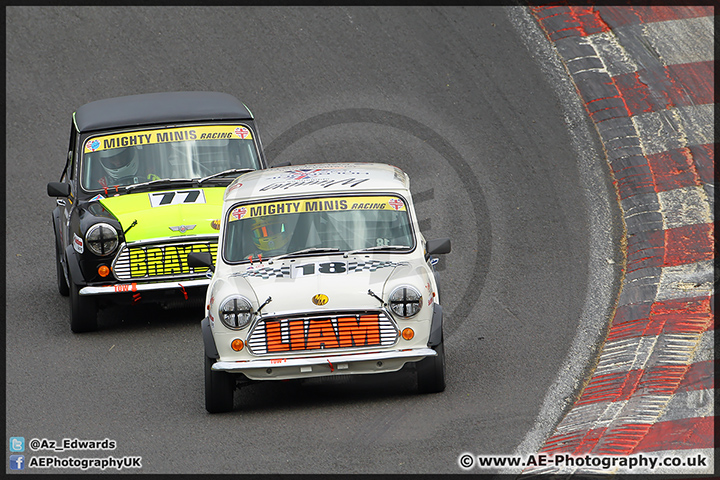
<box><xmin>228</xmin><ymin>196</ymin><xmax>407</xmax><ymax>222</ymax></box>
<box><xmin>230</xmin><ymin>206</ymin><xmax>248</xmax><ymax>220</ymax></box>
<box><xmin>312</xmin><ymin>294</ymin><xmax>329</xmax><ymax>306</ymax></box>
<box><xmin>287</xmin><ymin>168</ymin><xmax>323</xmax><ymax>180</ymax></box>
<box><xmin>73</xmin><ymin>234</ymin><xmax>84</xmax><ymax>254</ymax></box>
<box><xmin>389</xmin><ymin>198</ymin><xmax>405</xmax><ymax>211</ymax></box>
<box><xmin>83</xmin><ymin>125</ymin><xmax>253</xmax><ymax>153</ymax></box>
<box><xmin>86</xmin><ymin>139</ymin><xmax>100</xmax><ymax>152</ymax></box>
<box><xmin>113</xmin><ymin>283</ymin><xmax>137</xmax><ymax>293</ymax></box>
<box><xmin>234</xmin><ymin>127</ymin><xmax>251</xmax><ymax>138</ymax></box>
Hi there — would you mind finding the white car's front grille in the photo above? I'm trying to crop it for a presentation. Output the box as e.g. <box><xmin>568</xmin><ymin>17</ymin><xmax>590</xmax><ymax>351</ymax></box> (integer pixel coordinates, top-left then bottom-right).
<box><xmin>247</xmin><ymin>311</ymin><xmax>399</xmax><ymax>355</ymax></box>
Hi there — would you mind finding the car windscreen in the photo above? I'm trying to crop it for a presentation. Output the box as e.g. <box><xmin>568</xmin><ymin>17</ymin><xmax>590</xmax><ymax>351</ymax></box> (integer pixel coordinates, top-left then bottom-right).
<box><xmin>80</xmin><ymin>125</ymin><xmax>260</xmax><ymax>191</ymax></box>
<box><xmin>223</xmin><ymin>195</ymin><xmax>414</xmax><ymax>262</ymax></box>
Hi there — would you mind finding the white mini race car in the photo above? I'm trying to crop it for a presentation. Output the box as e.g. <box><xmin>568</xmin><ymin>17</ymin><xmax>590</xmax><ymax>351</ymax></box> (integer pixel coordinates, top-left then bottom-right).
<box><xmin>188</xmin><ymin>163</ymin><xmax>451</xmax><ymax>412</ymax></box>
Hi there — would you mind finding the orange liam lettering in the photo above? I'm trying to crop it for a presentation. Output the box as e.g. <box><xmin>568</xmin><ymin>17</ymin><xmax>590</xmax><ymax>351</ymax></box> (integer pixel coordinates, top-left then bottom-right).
<box><xmin>265</xmin><ymin>321</ymin><xmax>291</xmax><ymax>352</ymax></box>
<box><xmin>337</xmin><ymin>315</ymin><xmax>381</xmax><ymax>347</ymax></box>
<box><xmin>305</xmin><ymin>319</ymin><xmax>339</xmax><ymax>350</ymax></box>
<box><xmin>289</xmin><ymin>320</ymin><xmax>306</xmax><ymax>351</ymax></box>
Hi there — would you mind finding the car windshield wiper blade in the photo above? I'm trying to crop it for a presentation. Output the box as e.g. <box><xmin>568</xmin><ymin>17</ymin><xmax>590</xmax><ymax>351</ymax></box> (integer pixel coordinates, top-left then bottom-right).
<box><xmin>343</xmin><ymin>245</ymin><xmax>409</xmax><ymax>258</ymax></box>
<box><xmin>268</xmin><ymin>247</ymin><xmax>340</xmax><ymax>264</ymax></box>
<box><xmin>198</xmin><ymin>168</ymin><xmax>255</xmax><ymax>184</ymax></box>
<box><xmin>124</xmin><ymin>178</ymin><xmax>196</xmax><ymax>192</ymax></box>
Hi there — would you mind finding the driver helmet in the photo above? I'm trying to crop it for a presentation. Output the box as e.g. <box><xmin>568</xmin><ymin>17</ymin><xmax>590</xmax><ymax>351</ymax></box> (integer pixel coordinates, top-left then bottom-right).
<box><xmin>99</xmin><ymin>147</ymin><xmax>138</xmax><ymax>180</ymax></box>
<box><xmin>251</xmin><ymin>216</ymin><xmax>290</xmax><ymax>252</ymax></box>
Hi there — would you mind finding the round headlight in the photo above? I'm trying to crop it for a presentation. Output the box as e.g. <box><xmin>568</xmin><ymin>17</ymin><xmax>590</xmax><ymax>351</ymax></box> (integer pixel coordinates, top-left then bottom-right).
<box><xmin>388</xmin><ymin>285</ymin><xmax>422</xmax><ymax>318</ymax></box>
<box><xmin>85</xmin><ymin>223</ymin><xmax>119</xmax><ymax>256</ymax></box>
<box><xmin>219</xmin><ymin>296</ymin><xmax>254</xmax><ymax>330</ymax></box>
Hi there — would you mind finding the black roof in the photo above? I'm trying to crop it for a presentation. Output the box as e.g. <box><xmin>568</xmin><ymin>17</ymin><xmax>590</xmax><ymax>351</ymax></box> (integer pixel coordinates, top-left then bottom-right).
<box><xmin>74</xmin><ymin>91</ymin><xmax>254</xmax><ymax>133</ymax></box>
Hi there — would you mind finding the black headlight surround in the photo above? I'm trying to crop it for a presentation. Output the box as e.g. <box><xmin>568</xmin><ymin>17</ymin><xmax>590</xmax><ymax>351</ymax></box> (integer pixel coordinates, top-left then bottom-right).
<box><xmin>219</xmin><ymin>295</ymin><xmax>254</xmax><ymax>330</ymax></box>
<box><xmin>85</xmin><ymin>222</ymin><xmax>119</xmax><ymax>256</ymax></box>
<box><xmin>388</xmin><ymin>285</ymin><xmax>423</xmax><ymax>318</ymax></box>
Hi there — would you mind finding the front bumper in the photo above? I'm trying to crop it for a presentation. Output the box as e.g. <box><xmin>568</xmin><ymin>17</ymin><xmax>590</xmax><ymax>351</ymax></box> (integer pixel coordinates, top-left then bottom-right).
<box><xmin>213</xmin><ymin>348</ymin><xmax>435</xmax><ymax>381</ymax></box>
<box><xmin>79</xmin><ymin>278</ymin><xmax>210</xmax><ymax>296</ymax></box>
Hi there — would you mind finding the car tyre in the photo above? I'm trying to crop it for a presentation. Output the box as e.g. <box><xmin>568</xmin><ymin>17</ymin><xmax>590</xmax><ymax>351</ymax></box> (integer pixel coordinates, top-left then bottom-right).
<box><xmin>55</xmin><ymin>238</ymin><xmax>70</xmax><ymax>297</ymax></box>
<box><xmin>205</xmin><ymin>355</ymin><xmax>235</xmax><ymax>413</ymax></box>
<box><xmin>69</xmin><ymin>276</ymin><xmax>98</xmax><ymax>333</ymax></box>
<box><xmin>417</xmin><ymin>342</ymin><xmax>446</xmax><ymax>393</ymax></box>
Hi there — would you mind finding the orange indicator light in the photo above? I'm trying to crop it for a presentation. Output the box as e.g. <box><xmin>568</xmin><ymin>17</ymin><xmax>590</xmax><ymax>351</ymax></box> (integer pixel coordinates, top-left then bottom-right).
<box><xmin>98</xmin><ymin>265</ymin><xmax>110</xmax><ymax>277</ymax></box>
<box><xmin>231</xmin><ymin>339</ymin><xmax>244</xmax><ymax>351</ymax></box>
<box><xmin>401</xmin><ymin>328</ymin><xmax>415</xmax><ymax>341</ymax></box>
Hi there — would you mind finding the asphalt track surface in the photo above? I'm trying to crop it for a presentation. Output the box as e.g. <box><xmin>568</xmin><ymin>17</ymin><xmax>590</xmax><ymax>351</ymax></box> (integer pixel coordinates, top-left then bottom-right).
<box><xmin>5</xmin><ymin>6</ymin><xmax>624</xmax><ymax>474</ymax></box>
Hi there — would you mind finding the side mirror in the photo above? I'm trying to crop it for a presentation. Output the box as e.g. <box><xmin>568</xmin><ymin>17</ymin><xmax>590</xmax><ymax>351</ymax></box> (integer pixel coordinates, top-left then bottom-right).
<box><xmin>426</xmin><ymin>238</ymin><xmax>451</xmax><ymax>256</ymax></box>
<box><xmin>188</xmin><ymin>252</ymin><xmax>215</xmax><ymax>273</ymax></box>
<box><xmin>47</xmin><ymin>182</ymin><xmax>71</xmax><ymax>197</ymax></box>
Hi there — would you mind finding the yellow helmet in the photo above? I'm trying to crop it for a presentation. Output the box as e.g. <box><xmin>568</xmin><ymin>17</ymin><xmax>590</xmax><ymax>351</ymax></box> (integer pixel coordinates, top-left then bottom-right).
<box><xmin>251</xmin><ymin>216</ymin><xmax>290</xmax><ymax>252</ymax></box>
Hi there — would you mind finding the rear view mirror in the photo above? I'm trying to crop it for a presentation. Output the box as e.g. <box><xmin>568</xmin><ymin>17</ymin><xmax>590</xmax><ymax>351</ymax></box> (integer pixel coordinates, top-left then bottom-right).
<box><xmin>188</xmin><ymin>252</ymin><xmax>215</xmax><ymax>272</ymax></box>
<box><xmin>47</xmin><ymin>182</ymin><xmax>71</xmax><ymax>197</ymax></box>
<box><xmin>426</xmin><ymin>238</ymin><xmax>451</xmax><ymax>256</ymax></box>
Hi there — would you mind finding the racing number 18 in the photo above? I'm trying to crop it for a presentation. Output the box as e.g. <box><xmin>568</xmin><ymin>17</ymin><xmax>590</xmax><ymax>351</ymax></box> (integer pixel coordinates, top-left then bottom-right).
<box><xmin>295</xmin><ymin>262</ymin><xmax>347</xmax><ymax>276</ymax></box>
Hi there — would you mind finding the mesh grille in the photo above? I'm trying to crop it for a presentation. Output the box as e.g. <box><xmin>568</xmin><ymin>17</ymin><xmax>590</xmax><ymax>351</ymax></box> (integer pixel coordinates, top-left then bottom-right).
<box><xmin>113</xmin><ymin>239</ymin><xmax>217</xmax><ymax>281</ymax></box>
<box><xmin>247</xmin><ymin>311</ymin><xmax>398</xmax><ymax>355</ymax></box>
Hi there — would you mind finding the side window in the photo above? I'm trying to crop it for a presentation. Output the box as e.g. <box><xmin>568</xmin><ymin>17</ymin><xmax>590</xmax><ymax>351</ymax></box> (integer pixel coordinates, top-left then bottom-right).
<box><xmin>66</xmin><ymin>121</ymin><xmax>77</xmax><ymax>181</ymax></box>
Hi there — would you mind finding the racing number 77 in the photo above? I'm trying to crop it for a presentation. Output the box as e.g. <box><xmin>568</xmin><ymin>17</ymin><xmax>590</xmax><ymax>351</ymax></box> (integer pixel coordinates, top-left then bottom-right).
<box><xmin>150</xmin><ymin>190</ymin><xmax>201</xmax><ymax>206</ymax></box>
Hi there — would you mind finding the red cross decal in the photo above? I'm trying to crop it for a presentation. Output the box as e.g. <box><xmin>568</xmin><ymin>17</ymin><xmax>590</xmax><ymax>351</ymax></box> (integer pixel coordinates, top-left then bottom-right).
<box><xmin>389</xmin><ymin>198</ymin><xmax>404</xmax><ymax>211</ymax></box>
<box><xmin>231</xmin><ymin>206</ymin><xmax>247</xmax><ymax>220</ymax></box>
<box><xmin>234</xmin><ymin>127</ymin><xmax>250</xmax><ymax>138</ymax></box>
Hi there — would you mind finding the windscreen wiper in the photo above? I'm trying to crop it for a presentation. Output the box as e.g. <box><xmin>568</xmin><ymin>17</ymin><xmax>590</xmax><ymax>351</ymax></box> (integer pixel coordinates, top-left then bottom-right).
<box><xmin>124</xmin><ymin>178</ymin><xmax>196</xmax><ymax>193</ymax></box>
<box><xmin>343</xmin><ymin>245</ymin><xmax>409</xmax><ymax>258</ymax></box>
<box><xmin>268</xmin><ymin>247</ymin><xmax>340</xmax><ymax>264</ymax></box>
<box><xmin>198</xmin><ymin>168</ymin><xmax>256</xmax><ymax>184</ymax></box>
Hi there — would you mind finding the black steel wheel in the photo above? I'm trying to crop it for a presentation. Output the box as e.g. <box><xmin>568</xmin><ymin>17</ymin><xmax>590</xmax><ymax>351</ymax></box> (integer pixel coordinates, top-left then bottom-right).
<box><xmin>417</xmin><ymin>342</ymin><xmax>446</xmax><ymax>393</ymax></box>
<box><xmin>205</xmin><ymin>355</ymin><xmax>235</xmax><ymax>413</ymax></box>
<box><xmin>69</xmin><ymin>274</ymin><xmax>98</xmax><ymax>333</ymax></box>
<box><xmin>55</xmin><ymin>241</ymin><xmax>70</xmax><ymax>297</ymax></box>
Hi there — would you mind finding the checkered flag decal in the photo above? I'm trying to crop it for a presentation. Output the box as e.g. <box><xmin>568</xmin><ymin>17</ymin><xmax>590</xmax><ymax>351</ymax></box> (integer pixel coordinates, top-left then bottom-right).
<box><xmin>347</xmin><ymin>260</ymin><xmax>402</xmax><ymax>272</ymax></box>
<box><xmin>232</xmin><ymin>260</ymin><xmax>407</xmax><ymax>279</ymax></box>
<box><xmin>235</xmin><ymin>265</ymin><xmax>291</xmax><ymax>279</ymax></box>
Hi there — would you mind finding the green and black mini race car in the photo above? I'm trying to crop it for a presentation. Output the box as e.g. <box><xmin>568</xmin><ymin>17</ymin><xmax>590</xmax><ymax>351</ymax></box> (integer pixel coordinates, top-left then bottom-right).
<box><xmin>47</xmin><ymin>91</ymin><xmax>268</xmax><ymax>333</ymax></box>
